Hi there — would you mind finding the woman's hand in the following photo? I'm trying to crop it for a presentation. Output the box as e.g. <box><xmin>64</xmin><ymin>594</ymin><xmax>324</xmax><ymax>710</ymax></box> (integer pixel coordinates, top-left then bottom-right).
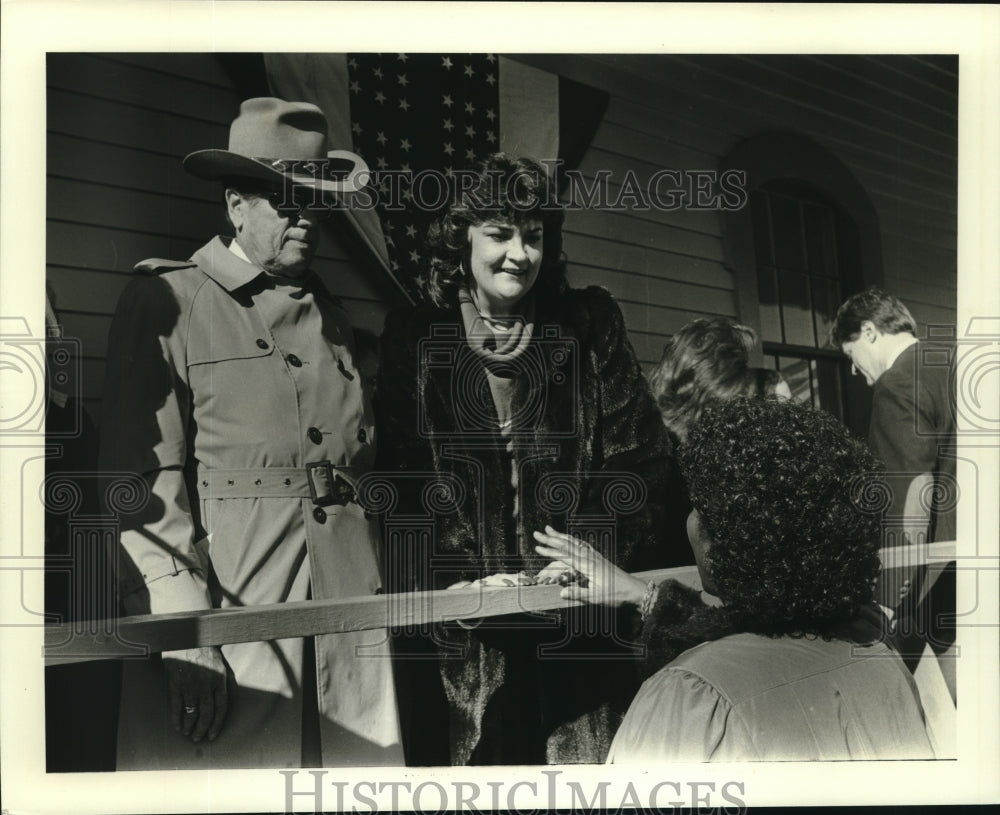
<box><xmin>162</xmin><ymin>646</ymin><xmax>229</xmax><ymax>743</ymax></box>
<box><xmin>533</xmin><ymin>525</ymin><xmax>649</xmax><ymax>608</ymax></box>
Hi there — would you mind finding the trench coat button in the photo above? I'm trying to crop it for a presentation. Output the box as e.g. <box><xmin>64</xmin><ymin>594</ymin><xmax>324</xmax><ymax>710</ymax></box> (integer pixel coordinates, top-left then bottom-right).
<box><xmin>307</xmin><ymin>427</ymin><xmax>323</xmax><ymax>445</ymax></box>
<box><xmin>287</xmin><ymin>353</ymin><xmax>302</xmax><ymax>368</ymax></box>
<box><xmin>313</xmin><ymin>507</ymin><xmax>327</xmax><ymax>524</ymax></box>
<box><xmin>357</xmin><ymin>427</ymin><xmax>368</xmax><ymax>444</ymax></box>
<box><xmin>256</xmin><ymin>338</ymin><xmax>269</xmax><ymax>350</ymax></box>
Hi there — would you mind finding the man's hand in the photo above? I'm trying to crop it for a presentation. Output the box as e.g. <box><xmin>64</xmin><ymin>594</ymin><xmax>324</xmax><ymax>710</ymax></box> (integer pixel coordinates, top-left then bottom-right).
<box><xmin>162</xmin><ymin>646</ymin><xmax>229</xmax><ymax>743</ymax></box>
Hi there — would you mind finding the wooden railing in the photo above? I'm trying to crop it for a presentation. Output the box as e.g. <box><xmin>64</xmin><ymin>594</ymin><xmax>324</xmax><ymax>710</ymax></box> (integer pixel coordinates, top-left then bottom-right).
<box><xmin>43</xmin><ymin>541</ymin><xmax>956</xmax><ymax>666</ymax></box>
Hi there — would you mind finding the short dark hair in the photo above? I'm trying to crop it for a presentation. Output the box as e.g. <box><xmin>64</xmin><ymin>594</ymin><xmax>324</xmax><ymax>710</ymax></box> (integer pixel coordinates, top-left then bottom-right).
<box><xmin>680</xmin><ymin>398</ymin><xmax>882</xmax><ymax>635</ymax></box>
<box><xmin>425</xmin><ymin>153</ymin><xmax>566</xmax><ymax>309</ymax></box>
<box><xmin>648</xmin><ymin>318</ymin><xmax>758</xmax><ymax>444</ymax></box>
<box><xmin>830</xmin><ymin>286</ymin><xmax>917</xmax><ymax>346</ymax></box>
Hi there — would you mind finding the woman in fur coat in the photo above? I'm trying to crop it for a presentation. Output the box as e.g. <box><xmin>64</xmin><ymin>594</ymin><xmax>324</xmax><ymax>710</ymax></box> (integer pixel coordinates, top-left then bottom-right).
<box><xmin>373</xmin><ymin>154</ymin><xmax>690</xmax><ymax>766</ymax></box>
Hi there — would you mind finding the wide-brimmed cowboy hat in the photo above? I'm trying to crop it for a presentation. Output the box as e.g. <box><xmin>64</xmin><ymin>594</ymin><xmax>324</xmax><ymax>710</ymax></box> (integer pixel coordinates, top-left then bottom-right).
<box><xmin>183</xmin><ymin>97</ymin><xmax>368</xmax><ymax>193</ymax></box>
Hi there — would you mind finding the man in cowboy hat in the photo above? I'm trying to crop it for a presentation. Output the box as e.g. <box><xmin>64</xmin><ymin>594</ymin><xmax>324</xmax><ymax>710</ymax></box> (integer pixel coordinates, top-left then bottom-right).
<box><xmin>100</xmin><ymin>98</ymin><xmax>402</xmax><ymax>769</ymax></box>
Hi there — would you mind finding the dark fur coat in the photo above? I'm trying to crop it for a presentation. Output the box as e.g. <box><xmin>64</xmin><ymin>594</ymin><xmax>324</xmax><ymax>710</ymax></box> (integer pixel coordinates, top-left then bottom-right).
<box><xmin>374</xmin><ymin>286</ymin><xmax>691</xmax><ymax>765</ymax></box>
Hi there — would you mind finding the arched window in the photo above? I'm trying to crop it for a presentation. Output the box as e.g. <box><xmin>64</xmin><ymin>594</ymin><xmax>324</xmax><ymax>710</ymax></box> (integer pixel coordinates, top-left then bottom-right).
<box><xmin>721</xmin><ymin>132</ymin><xmax>882</xmax><ymax>437</ymax></box>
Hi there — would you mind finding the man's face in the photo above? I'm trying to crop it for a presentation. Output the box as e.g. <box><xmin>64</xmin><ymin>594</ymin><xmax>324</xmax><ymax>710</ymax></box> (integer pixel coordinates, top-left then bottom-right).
<box><xmin>841</xmin><ymin>330</ymin><xmax>879</xmax><ymax>387</ymax></box>
<box><xmin>228</xmin><ymin>186</ymin><xmax>324</xmax><ymax>277</ymax></box>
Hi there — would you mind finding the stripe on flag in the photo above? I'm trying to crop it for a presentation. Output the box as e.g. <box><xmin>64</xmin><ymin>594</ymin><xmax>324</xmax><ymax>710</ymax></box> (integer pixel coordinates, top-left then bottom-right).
<box><xmin>499</xmin><ymin>57</ymin><xmax>559</xmax><ymax>162</ymax></box>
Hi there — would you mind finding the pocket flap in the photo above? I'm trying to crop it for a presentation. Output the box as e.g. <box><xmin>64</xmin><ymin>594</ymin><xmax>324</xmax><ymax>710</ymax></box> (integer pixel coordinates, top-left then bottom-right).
<box><xmin>187</xmin><ymin>311</ymin><xmax>275</xmax><ymax>366</ymax></box>
<box><xmin>188</xmin><ymin>338</ymin><xmax>274</xmax><ymax>365</ymax></box>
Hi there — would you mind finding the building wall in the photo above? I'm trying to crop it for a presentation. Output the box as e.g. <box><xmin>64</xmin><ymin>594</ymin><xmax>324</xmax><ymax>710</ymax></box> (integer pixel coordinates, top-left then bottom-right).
<box><xmin>513</xmin><ymin>54</ymin><xmax>958</xmax><ymax>365</ymax></box>
<box><xmin>46</xmin><ymin>53</ymin><xmax>958</xmax><ymax>427</ymax></box>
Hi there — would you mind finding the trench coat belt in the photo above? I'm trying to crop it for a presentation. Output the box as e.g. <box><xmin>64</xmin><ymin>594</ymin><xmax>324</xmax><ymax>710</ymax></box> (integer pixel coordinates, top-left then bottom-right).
<box><xmin>196</xmin><ymin>464</ymin><xmax>359</xmax><ymax>506</ymax></box>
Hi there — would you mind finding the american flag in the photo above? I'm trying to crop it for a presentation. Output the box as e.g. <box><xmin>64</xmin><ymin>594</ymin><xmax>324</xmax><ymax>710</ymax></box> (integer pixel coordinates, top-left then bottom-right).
<box><xmin>264</xmin><ymin>53</ymin><xmax>607</xmax><ymax>305</ymax></box>
<box><xmin>347</xmin><ymin>53</ymin><xmax>501</xmax><ymax>301</ymax></box>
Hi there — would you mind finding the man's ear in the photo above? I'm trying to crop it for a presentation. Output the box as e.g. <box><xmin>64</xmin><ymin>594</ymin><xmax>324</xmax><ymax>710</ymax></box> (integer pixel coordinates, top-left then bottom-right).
<box><xmin>225</xmin><ymin>188</ymin><xmax>245</xmax><ymax>232</ymax></box>
<box><xmin>860</xmin><ymin>320</ymin><xmax>879</xmax><ymax>341</ymax></box>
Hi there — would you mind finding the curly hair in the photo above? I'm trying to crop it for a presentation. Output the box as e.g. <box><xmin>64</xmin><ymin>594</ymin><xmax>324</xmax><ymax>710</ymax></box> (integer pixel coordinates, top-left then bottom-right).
<box><xmin>424</xmin><ymin>153</ymin><xmax>567</xmax><ymax>309</ymax></box>
<box><xmin>830</xmin><ymin>286</ymin><xmax>917</xmax><ymax>346</ymax></box>
<box><xmin>679</xmin><ymin>398</ymin><xmax>883</xmax><ymax>638</ymax></box>
<box><xmin>648</xmin><ymin>318</ymin><xmax>759</xmax><ymax>445</ymax></box>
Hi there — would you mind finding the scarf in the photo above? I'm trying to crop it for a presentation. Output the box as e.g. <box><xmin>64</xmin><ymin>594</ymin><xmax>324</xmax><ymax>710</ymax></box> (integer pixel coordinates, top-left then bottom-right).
<box><xmin>457</xmin><ymin>286</ymin><xmax>534</xmax><ymax>367</ymax></box>
<box><xmin>457</xmin><ymin>285</ymin><xmax>537</xmax><ymax>538</ymax></box>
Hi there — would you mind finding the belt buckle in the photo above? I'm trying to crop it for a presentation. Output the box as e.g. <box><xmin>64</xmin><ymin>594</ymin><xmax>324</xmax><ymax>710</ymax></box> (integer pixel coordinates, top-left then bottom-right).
<box><xmin>306</xmin><ymin>461</ymin><xmax>355</xmax><ymax>507</ymax></box>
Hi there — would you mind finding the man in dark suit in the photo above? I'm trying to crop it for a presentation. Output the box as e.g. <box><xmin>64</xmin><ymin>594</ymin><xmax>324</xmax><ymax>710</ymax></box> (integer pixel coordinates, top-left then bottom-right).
<box><xmin>832</xmin><ymin>286</ymin><xmax>956</xmax><ymax>703</ymax></box>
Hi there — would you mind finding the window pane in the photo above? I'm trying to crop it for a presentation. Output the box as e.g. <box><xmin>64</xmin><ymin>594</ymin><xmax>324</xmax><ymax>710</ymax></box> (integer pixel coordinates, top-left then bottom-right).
<box><xmin>777</xmin><ymin>356</ymin><xmax>813</xmax><ymax>405</ymax></box>
<box><xmin>778</xmin><ymin>270</ymin><xmax>814</xmax><ymax>347</ymax></box>
<box><xmin>803</xmin><ymin>202</ymin><xmax>838</xmax><ymax>278</ymax></box>
<box><xmin>751</xmin><ymin>194</ymin><xmax>773</xmax><ymax>266</ymax></box>
<box><xmin>812</xmin><ymin>277</ymin><xmax>841</xmax><ymax>349</ymax></box>
<box><xmin>753</xmin><ymin>184</ymin><xmax>849</xmax><ymax>428</ymax></box>
<box><xmin>814</xmin><ymin>357</ymin><xmax>843</xmax><ymax>421</ymax></box>
<box><xmin>769</xmin><ymin>193</ymin><xmax>805</xmax><ymax>271</ymax></box>
<box><xmin>757</xmin><ymin>266</ymin><xmax>782</xmax><ymax>343</ymax></box>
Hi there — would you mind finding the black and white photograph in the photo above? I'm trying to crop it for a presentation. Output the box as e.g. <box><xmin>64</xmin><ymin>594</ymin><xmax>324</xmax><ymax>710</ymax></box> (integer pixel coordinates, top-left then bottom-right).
<box><xmin>1</xmin><ymin>2</ymin><xmax>998</xmax><ymax>813</ymax></box>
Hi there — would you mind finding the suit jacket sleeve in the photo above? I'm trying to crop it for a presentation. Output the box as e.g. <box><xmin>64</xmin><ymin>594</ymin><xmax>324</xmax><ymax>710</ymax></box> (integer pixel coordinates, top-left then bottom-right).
<box><xmin>99</xmin><ymin>275</ymin><xmax>212</xmax><ymax>616</ymax></box>
<box><xmin>870</xmin><ymin>374</ymin><xmax>939</xmax><ymax>477</ymax></box>
<box><xmin>870</xmin><ymin>368</ymin><xmax>941</xmax><ymax>524</ymax></box>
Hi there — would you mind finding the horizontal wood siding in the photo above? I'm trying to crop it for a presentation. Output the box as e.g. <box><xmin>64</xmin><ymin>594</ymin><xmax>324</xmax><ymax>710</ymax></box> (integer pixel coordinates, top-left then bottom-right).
<box><xmin>49</xmin><ymin>53</ymin><xmax>957</xmax><ymax>421</ymax></box>
<box><xmin>46</xmin><ymin>54</ymin><xmax>387</xmax><ymax>426</ymax></box>
<box><xmin>511</xmin><ymin>54</ymin><xmax>957</xmax><ymax>362</ymax></box>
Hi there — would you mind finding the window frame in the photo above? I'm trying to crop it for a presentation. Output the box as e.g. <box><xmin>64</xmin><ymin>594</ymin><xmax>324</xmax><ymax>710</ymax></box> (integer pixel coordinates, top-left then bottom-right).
<box><xmin>720</xmin><ymin>131</ymin><xmax>883</xmax><ymax>438</ymax></box>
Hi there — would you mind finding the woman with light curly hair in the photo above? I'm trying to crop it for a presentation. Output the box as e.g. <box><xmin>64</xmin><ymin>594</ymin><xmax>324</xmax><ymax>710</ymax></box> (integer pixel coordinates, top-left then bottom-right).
<box><xmin>648</xmin><ymin>317</ymin><xmax>790</xmax><ymax>446</ymax></box>
<box><xmin>536</xmin><ymin>398</ymin><xmax>935</xmax><ymax>761</ymax></box>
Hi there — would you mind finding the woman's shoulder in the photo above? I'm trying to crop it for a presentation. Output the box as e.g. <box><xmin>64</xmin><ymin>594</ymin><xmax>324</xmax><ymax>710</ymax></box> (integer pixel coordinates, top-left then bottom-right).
<box><xmin>560</xmin><ymin>284</ymin><xmax>620</xmax><ymax>312</ymax></box>
<box><xmin>548</xmin><ymin>285</ymin><xmax>625</xmax><ymax>334</ymax></box>
<box><xmin>669</xmin><ymin>631</ymin><xmax>899</xmax><ymax>702</ymax></box>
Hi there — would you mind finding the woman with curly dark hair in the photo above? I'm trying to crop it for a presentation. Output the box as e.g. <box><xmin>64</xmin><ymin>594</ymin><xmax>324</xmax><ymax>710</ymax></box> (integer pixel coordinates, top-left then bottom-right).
<box><xmin>535</xmin><ymin>398</ymin><xmax>934</xmax><ymax>760</ymax></box>
<box><xmin>374</xmin><ymin>153</ymin><xmax>689</xmax><ymax>766</ymax></box>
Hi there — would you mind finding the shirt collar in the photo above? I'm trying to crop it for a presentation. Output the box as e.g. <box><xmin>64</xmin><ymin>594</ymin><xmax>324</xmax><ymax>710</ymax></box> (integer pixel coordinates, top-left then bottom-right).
<box><xmin>191</xmin><ymin>236</ymin><xmax>265</xmax><ymax>292</ymax></box>
<box><xmin>228</xmin><ymin>238</ymin><xmax>252</xmax><ymax>265</ymax></box>
<box><xmin>883</xmin><ymin>335</ymin><xmax>919</xmax><ymax>375</ymax></box>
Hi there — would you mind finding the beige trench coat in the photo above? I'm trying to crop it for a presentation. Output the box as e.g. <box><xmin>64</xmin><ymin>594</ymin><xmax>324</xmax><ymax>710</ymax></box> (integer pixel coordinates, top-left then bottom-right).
<box><xmin>101</xmin><ymin>236</ymin><xmax>402</xmax><ymax>769</ymax></box>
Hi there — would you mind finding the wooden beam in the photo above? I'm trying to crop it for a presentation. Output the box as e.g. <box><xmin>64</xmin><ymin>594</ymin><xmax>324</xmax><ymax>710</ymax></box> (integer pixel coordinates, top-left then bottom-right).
<box><xmin>43</xmin><ymin>542</ymin><xmax>956</xmax><ymax>666</ymax></box>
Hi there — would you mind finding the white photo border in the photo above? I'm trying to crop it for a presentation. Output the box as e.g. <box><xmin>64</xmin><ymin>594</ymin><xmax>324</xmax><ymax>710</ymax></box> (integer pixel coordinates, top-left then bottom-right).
<box><xmin>2</xmin><ymin>2</ymin><xmax>998</xmax><ymax>812</ymax></box>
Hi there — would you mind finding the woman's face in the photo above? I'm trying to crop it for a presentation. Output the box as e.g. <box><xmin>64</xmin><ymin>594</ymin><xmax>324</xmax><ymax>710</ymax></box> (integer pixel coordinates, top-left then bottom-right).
<box><xmin>466</xmin><ymin>219</ymin><xmax>543</xmax><ymax>317</ymax></box>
